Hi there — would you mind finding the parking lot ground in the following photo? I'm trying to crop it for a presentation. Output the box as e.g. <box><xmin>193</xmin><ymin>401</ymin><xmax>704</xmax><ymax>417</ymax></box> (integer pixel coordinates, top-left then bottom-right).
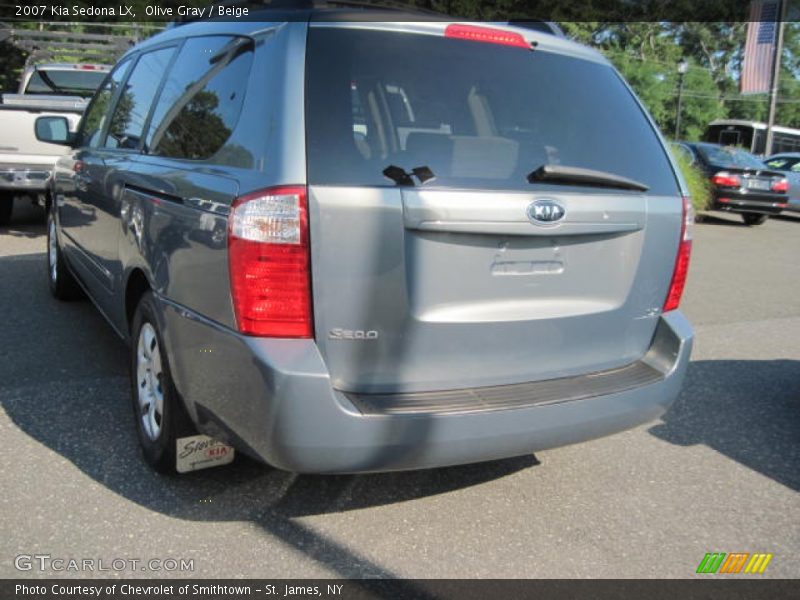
<box><xmin>1</xmin><ymin>204</ymin><xmax>798</xmax><ymax>579</ymax></box>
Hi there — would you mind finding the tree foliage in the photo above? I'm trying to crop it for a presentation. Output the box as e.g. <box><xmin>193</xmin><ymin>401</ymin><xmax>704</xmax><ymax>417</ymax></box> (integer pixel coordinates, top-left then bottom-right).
<box><xmin>1</xmin><ymin>2</ymin><xmax>798</xmax><ymax>139</ymax></box>
<box><xmin>561</xmin><ymin>21</ymin><xmax>800</xmax><ymax>137</ymax></box>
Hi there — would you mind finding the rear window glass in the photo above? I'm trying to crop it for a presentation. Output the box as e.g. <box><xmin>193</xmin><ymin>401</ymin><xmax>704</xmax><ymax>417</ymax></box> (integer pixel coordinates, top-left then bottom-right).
<box><xmin>306</xmin><ymin>28</ymin><xmax>679</xmax><ymax>195</ymax></box>
<box><xmin>697</xmin><ymin>144</ymin><xmax>766</xmax><ymax>170</ymax></box>
<box><xmin>25</xmin><ymin>68</ymin><xmax>107</xmax><ymax>97</ymax></box>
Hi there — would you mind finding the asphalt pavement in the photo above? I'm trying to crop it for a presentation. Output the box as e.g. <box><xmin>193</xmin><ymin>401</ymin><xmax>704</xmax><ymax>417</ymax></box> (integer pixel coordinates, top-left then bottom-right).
<box><xmin>1</xmin><ymin>201</ymin><xmax>798</xmax><ymax>579</ymax></box>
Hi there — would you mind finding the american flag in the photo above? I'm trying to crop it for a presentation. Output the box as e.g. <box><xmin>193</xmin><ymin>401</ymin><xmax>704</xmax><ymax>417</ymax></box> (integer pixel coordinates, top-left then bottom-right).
<box><xmin>741</xmin><ymin>0</ymin><xmax>780</xmax><ymax>94</ymax></box>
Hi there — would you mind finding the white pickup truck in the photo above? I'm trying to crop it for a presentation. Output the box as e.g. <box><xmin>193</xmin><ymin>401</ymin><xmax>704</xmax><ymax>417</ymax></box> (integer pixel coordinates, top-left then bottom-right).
<box><xmin>0</xmin><ymin>63</ymin><xmax>109</xmax><ymax>225</ymax></box>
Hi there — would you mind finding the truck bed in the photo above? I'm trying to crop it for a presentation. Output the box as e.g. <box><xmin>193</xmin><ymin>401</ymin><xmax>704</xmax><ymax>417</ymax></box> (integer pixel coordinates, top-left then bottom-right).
<box><xmin>0</xmin><ymin>94</ymin><xmax>88</xmax><ymax>113</ymax></box>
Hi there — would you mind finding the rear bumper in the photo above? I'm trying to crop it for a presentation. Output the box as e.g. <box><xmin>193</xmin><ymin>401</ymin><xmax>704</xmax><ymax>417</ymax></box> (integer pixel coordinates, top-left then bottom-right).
<box><xmin>161</xmin><ymin>303</ymin><xmax>693</xmax><ymax>474</ymax></box>
<box><xmin>0</xmin><ymin>165</ymin><xmax>51</xmax><ymax>191</ymax></box>
<box><xmin>712</xmin><ymin>190</ymin><xmax>785</xmax><ymax>215</ymax></box>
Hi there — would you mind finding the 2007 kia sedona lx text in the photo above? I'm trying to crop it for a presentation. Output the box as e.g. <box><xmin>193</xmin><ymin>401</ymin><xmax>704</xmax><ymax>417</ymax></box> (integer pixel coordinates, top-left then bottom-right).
<box><xmin>37</xmin><ymin>7</ymin><xmax>694</xmax><ymax>474</ymax></box>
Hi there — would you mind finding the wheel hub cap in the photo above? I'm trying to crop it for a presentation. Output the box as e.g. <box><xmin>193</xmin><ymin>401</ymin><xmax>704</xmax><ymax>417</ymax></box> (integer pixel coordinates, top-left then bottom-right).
<box><xmin>48</xmin><ymin>218</ymin><xmax>58</xmax><ymax>282</ymax></box>
<box><xmin>136</xmin><ymin>323</ymin><xmax>164</xmax><ymax>441</ymax></box>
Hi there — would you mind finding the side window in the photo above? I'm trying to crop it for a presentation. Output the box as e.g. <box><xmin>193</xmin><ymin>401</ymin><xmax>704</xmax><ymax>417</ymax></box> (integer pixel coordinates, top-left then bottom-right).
<box><xmin>79</xmin><ymin>59</ymin><xmax>132</xmax><ymax>148</ymax></box>
<box><xmin>145</xmin><ymin>36</ymin><xmax>253</xmax><ymax>161</ymax></box>
<box><xmin>104</xmin><ymin>46</ymin><xmax>175</xmax><ymax>150</ymax></box>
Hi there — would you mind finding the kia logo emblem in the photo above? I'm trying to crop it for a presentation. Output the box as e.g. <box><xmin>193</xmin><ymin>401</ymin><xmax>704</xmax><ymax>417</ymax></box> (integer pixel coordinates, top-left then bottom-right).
<box><xmin>527</xmin><ymin>199</ymin><xmax>566</xmax><ymax>225</ymax></box>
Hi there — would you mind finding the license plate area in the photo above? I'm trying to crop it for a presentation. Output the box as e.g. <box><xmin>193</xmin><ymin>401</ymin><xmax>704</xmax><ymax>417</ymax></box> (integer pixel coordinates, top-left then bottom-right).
<box><xmin>176</xmin><ymin>435</ymin><xmax>235</xmax><ymax>473</ymax></box>
<box><xmin>746</xmin><ymin>178</ymin><xmax>771</xmax><ymax>191</ymax></box>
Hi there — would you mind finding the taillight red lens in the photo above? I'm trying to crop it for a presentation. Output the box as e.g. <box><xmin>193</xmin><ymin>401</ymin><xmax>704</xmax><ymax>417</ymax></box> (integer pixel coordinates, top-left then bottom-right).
<box><xmin>663</xmin><ymin>196</ymin><xmax>693</xmax><ymax>313</ymax></box>
<box><xmin>771</xmin><ymin>178</ymin><xmax>789</xmax><ymax>193</ymax></box>
<box><xmin>444</xmin><ymin>24</ymin><xmax>531</xmax><ymax>49</ymax></box>
<box><xmin>228</xmin><ymin>186</ymin><xmax>312</xmax><ymax>338</ymax></box>
<box><xmin>711</xmin><ymin>172</ymin><xmax>741</xmax><ymax>188</ymax></box>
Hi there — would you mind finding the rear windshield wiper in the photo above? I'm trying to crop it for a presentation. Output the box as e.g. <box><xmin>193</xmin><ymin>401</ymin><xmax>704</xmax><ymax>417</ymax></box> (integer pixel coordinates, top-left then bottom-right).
<box><xmin>383</xmin><ymin>165</ymin><xmax>436</xmax><ymax>187</ymax></box>
<box><xmin>527</xmin><ymin>164</ymin><xmax>649</xmax><ymax>192</ymax></box>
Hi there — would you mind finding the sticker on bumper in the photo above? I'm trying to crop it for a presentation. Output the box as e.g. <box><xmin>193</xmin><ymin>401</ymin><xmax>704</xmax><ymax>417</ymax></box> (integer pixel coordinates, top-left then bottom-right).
<box><xmin>176</xmin><ymin>435</ymin><xmax>235</xmax><ymax>473</ymax></box>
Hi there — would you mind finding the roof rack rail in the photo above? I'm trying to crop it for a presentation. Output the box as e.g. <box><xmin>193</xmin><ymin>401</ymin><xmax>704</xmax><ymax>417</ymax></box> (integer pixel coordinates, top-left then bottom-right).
<box><xmin>178</xmin><ymin>1</ymin><xmax>565</xmax><ymax>38</ymax></box>
<box><xmin>175</xmin><ymin>0</ymin><xmax>448</xmax><ymax>24</ymax></box>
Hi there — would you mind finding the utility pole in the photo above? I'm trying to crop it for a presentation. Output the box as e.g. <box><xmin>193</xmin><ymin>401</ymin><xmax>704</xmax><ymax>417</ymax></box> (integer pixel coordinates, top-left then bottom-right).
<box><xmin>765</xmin><ymin>0</ymin><xmax>787</xmax><ymax>156</ymax></box>
<box><xmin>674</xmin><ymin>59</ymin><xmax>688</xmax><ymax>140</ymax></box>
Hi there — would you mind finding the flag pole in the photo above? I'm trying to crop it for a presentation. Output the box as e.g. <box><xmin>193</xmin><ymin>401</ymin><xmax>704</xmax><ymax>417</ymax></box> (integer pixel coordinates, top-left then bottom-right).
<box><xmin>765</xmin><ymin>0</ymin><xmax>787</xmax><ymax>156</ymax></box>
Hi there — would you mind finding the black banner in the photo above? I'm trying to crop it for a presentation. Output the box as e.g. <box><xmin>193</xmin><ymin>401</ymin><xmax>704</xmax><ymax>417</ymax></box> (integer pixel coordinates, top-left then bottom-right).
<box><xmin>3</xmin><ymin>579</ymin><xmax>799</xmax><ymax>600</ymax></box>
<box><xmin>2</xmin><ymin>0</ymin><xmax>799</xmax><ymax>24</ymax></box>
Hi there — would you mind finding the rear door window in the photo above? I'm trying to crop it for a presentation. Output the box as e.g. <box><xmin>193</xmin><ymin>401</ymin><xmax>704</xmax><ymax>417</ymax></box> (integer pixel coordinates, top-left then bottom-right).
<box><xmin>103</xmin><ymin>46</ymin><xmax>176</xmax><ymax>151</ymax></box>
<box><xmin>144</xmin><ymin>36</ymin><xmax>253</xmax><ymax>161</ymax></box>
<box><xmin>306</xmin><ymin>27</ymin><xmax>679</xmax><ymax>195</ymax></box>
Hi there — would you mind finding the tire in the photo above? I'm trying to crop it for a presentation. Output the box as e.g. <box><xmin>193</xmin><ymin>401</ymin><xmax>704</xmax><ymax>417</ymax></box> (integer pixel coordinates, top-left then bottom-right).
<box><xmin>741</xmin><ymin>213</ymin><xmax>768</xmax><ymax>226</ymax></box>
<box><xmin>47</xmin><ymin>209</ymin><xmax>83</xmax><ymax>300</ymax></box>
<box><xmin>0</xmin><ymin>194</ymin><xmax>12</xmax><ymax>226</ymax></box>
<box><xmin>130</xmin><ymin>291</ymin><xmax>196</xmax><ymax>474</ymax></box>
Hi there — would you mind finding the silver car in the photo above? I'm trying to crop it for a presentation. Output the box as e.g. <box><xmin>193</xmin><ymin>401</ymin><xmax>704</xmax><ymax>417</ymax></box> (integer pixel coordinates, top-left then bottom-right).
<box><xmin>765</xmin><ymin>153</ymin><xmax>800</xmax><ymax>213</ymax></box>
<box><xmin>36</xmin><ymin>9</ymin><xmax>693</xmax><ymax>474</ymax></box>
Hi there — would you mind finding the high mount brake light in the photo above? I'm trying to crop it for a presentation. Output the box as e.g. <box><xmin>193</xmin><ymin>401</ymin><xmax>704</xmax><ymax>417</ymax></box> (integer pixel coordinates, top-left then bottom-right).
<box><xmin>228</xmin><ymin>186</ymin><xmax>312</xmax><ymax>338</ymax></box>
<box><xmin>444</xmin><ymin>24</ymin><xmax>532</xmax><ymax>50</ymax></box>
<box><xmin>663</xmin><ymin>196</ymin><xmax>693</xmax><ymax>313</ymax></box>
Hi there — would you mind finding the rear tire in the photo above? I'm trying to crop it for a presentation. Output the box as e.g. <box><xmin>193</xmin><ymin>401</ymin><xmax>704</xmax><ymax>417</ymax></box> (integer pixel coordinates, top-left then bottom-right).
<box><xmin>47</xmin><ymin>209</ymin><xmax>83</xmax><ymax>300</ymax></box>
<box><xmin>130</xmin><ymin>291</ymin><xmax>196</xmax><ymax>474</ymax></box>
<box><xmin>741</xmin><ymin>213</ymin><xmax>768</xmax><ymax>226</ymax></box>
<box><xmin>0</xmin><ymin>194</ymin><xmax>12</xmax><ymax>226</ymax></box>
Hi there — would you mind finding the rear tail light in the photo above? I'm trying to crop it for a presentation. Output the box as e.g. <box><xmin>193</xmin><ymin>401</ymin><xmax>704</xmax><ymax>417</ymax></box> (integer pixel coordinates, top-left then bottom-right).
<box><xmin>228</xmin><ymin>185</ymin><xmax>312</xmax><ymax>338</ymax></box>
<box><xmin>711</xmin><ymin>172</ymin><xmax>741</xmax><ymax>188</ymax></box>
<box><xmin>444</xmin><ymin>24</ymin><xmax>532</xmax><ymax>49</ymax></box>
<box><xmin>663</xmin><ymin>196</ymin><xmax>693</xmax><ymax>313</ymax></box>
<box><xmin>771</xmin><ymin>178</ymin><xmax>789</xmax><ymax>193</ymax></box>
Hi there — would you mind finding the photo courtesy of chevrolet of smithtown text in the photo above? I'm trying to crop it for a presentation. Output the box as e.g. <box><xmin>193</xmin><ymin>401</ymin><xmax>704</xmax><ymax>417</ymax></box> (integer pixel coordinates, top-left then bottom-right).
<box><xmin>0</xmin><ymin>0</ymin><xmax>798</xmax><ymax>598</ymax></box>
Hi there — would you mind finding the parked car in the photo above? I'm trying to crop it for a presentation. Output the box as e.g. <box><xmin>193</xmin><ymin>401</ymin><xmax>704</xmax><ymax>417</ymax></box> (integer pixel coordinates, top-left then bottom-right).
<box><xmin>37</xmin><ymin>10</ymin><xmax>693</xmax><ymax>474</ymax></box>
<box><xmin>676</xmin><ymin>142</ymin><xmax>788</xmax><ymax>225</ymax></box>
<box><xmin>0</xmin><ymin>63</ymin><xmax>110</xmax><ymax>225</ymax></box>
<box><xmin>764</xmin><ymin>153</ymin><xmax>800</xmax><ymax>214</ymax></box>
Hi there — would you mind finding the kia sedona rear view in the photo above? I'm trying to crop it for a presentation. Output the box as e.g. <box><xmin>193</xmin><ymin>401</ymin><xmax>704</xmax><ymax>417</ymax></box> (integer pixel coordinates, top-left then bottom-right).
<box><xmin>44</xmin><ymin>18</ymin><xmax>693</xmax><ymax>475</ymax></box>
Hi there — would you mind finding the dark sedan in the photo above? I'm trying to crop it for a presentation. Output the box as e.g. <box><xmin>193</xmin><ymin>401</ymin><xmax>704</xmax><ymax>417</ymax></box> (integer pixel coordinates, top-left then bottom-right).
<box><xmin>677</xmin><ymin>142</ymin><xmax>789</xmax><ymax>225</ymax></box>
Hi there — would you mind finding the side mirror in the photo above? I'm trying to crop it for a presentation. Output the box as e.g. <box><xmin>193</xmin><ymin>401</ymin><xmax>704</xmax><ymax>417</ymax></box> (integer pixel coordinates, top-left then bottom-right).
<box><xmin>34</xmin><ymin>116</ymin><xmax>74</xmax><ymax>146</ymax></box>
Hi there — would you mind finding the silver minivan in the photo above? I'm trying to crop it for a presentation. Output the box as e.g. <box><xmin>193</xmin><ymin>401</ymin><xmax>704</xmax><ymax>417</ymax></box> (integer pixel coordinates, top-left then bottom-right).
<box><xmin>38</xmin><ymin>9</ymin><xmax>694</xmax><ymax>474</ymax></box>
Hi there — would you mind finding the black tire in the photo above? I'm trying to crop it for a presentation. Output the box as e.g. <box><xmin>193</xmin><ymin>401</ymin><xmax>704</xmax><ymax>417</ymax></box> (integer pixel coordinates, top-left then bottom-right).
<box><xmin>0</xmin><ymin>194</ymin><xmax>12</xmax><ymax>226</ymax></box>
<box><xmin>47</xmin><ymin>209</ymin><xmax>83</xmax><ymax>300</ymax></box>
<box><xmin>741</xmin><ymin>213</ymin><xmax>768</xmax><ymax>226</ymax></box>
<box><xmin>130</xmin><ymin>291</ymin><xmax>196</xmax><ymax>474</ymax></box>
